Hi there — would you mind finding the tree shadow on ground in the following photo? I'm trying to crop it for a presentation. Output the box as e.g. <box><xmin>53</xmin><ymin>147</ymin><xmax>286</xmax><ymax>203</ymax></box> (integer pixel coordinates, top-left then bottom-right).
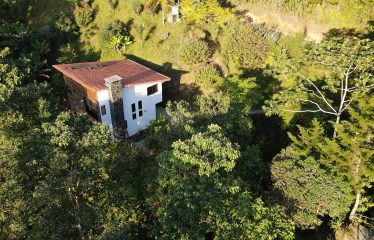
<box><xmin>126</xmin><ymin>55</ymin><xmax>189</xmax><ymax>102</ymax></box>
<box><xmin>325</xmin><ymin>21</ymin><xmax>374</xmax><ymax>40</ymax></box>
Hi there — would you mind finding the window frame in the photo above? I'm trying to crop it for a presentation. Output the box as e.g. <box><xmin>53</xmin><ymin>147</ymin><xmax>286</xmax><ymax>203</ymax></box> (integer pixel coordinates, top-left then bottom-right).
<box><xmin>147</xmin><ymin>84</ymin><xmax>158</xmax><ymax>96</ymax></box>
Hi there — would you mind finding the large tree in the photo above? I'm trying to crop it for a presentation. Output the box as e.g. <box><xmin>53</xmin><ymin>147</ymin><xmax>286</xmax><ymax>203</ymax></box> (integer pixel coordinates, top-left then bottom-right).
<box><xmin>149</xmin><ymin>125</ymin><xmax>295</xmax><ymax>239</ymax></box>
<box><xmin>264</xmin><ymin>37</ymin><xmax>374</xmax><ymax>137</ymax></box>
<box><xmin>271</xmin><ymin>94</ymin><xmax>374</xmax><ymax>229</ymax></box>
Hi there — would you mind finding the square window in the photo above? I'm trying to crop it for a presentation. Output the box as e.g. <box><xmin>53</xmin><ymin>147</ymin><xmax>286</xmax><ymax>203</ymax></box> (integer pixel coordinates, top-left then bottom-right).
<box><xmin>100</xmin><ymin>105</ymin><xmax>106</xmax><ymax>116</ymax></box>
<box><xmin>147</xmin><ymin>84</ymin><xmax>158</xmax><ymax>96</ymax></box>
<box><xmin>132</xmin><ymin>113</ymin><xmax>136</xmax><ymax>120</ymax></box>
<box><xmin>138</xmin><ymin>100</ymin><xmax>142</xmax><ymax>110</ymax></box>
<box><xmin>139</xmin><ymin>110</ymin><xmax>143</xmax><ymax>117</ymax></box>
<box><xmin>131</xmin><ymin>103</ymin><xmax>136</xmax><ymax>113</ymax></box>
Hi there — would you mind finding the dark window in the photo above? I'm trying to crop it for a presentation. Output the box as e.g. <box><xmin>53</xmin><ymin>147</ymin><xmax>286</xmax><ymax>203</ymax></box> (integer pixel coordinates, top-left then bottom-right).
<box><xmin>131</xmin><ymin>103</ymin><xmax>136</xmax><ymax>113</ymax></box>
<box><xmin>132</xmin><ymin>113</ymin><xmax>136</xmax><ymax>120</ymax></box>
<box><xmin>138</xmin><ymin>100</ymin><xmax>142</xmax><ymax>110</ymax></box>
<box><xmin>147</xmin><ymin>84</ymin><xmax>158</xmax><ymax>96</ymax></box>
<box><xmin>139</xmin><ymin>110</ymin><xmax>143</xmax><ymax>117</ymax></box>
<box><xmin>100</xmin><ymin>105</ymin><xmax>106</xmax><ymax>116</ymax></box>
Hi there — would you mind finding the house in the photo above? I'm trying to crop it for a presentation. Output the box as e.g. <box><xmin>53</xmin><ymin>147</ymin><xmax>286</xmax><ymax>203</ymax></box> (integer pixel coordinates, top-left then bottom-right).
<box><xmin>53</xmin><ymin>59</ymin><xmax>171</xmax><ymax>139</ymax></box>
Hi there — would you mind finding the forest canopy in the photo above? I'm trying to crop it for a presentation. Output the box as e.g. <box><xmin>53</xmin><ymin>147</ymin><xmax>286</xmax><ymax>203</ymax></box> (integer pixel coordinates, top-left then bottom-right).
<box><xmin>0</xmin><ymin>0</ymin><xmax>373</xmax><ymax>239</ymax></box>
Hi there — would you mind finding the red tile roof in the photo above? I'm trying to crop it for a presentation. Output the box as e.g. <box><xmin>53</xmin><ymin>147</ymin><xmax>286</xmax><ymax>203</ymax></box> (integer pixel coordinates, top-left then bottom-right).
<box><xmin>52</xmin><ymin>59</ymin><xmax>171</xmax><ymax>91</ymax></box>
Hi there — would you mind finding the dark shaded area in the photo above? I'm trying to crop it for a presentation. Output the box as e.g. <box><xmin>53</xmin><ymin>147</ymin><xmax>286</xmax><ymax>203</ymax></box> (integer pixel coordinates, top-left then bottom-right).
<box><xmin>325</xmin><ymin>21</ymin><xmax>374</xmax><ymax>40</ymax></box>
<box><xmin>295</xmin><ymin>218</ymin><xmax>334</xmax><ymax>240</ymax></box>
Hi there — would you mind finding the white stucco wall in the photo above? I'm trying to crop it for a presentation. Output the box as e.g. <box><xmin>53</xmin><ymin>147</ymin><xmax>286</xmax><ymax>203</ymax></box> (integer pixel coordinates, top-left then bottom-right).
<box><xmin>123</xmin><ymin>82</ymin><xmax>162</xmax><ymax>136</ymax></box>
<box><xmin>96</xmin><ymin>82</ymin><xmax>163</xmax><ymax>137</ymax></box>
<box><xmin>97</xmin><ymin>90</ymin><xmax>113</xmax><ymax>131</ymax></box>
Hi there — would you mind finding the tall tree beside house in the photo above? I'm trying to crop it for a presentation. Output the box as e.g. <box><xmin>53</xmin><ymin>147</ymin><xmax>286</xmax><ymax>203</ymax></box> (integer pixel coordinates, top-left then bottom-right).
<box><xmin>0</xmin><ymin>105</ymin><xmax>144</xmax><ymax>238</ymax></box>
<box><xmin>266</xmin><ymin>36</ymin><xmax>374</xmax><ymax>231</ymax></box>
<box><xmin>148</xmin><ymin>92</ymin><xmax>254</xmax><ymax>149</ymax></box>
<box><xmin>324</xmin><ymin>95</ymin><xmax>374</xmax><ymax>226</ymax></box>
<box><xmin>148</xmin><ymin>125</ymin><xmax>295</xmax><ymax>239</ymax></box>
<box><xmin>271</xmin><ymin>121</ymin><xmax>354</xmax><ymax>229</ymax></box>
<box><xmin>271</xmin><ymin>95</ymin><xmax>374</xmax><ymax>229</ymax></box>
<box><xmin>264</xmin><ymin>37</ymin><xmax>374</xmax><ymax>137</ymax></box>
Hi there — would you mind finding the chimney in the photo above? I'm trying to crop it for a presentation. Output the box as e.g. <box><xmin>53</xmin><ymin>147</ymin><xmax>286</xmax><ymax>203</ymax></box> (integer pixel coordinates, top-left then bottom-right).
<box><xmin>104</xmin><ymin>75</ymin><xmax>127</xmax><ymax>140</ymax></box>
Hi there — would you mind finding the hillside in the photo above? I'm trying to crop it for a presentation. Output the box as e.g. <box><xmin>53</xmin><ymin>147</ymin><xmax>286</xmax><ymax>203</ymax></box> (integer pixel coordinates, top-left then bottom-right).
<box><xmin>0</xmin><ymin>0</ymin><xmax>373</xmax><ymax>239</ymax></box>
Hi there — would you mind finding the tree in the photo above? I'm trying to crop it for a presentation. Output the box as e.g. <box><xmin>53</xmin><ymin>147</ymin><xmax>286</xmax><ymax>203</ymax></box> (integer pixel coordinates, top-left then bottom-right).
<box><xmin>0</xmin><ymin>109</ymin><xmax>143</xmax><ymax>239</ymax></box>
<box><xmin>178</xmin><ymin>38</ymin><xmax>212</xmax><ymax>67</ymax></box>
<box><xmin>221</xmin><ymin>20</ymin><xmax>269</xmax><ymax>70</ymax></box>
<box><xmin>264</xmin><ymin>37</ymin><xmax>374</xmax><ymax>138</ymax></box>
<box><xmin>271</xmin><ymin>96</ymin><xmax>374</xmax><ymax>229</ymax></box>
<box><xmin>271</xmin><ymin>123</ymin><xmax>353</xmax><ymax>229</ymax></box>
<box><xmin>99</xmin><ymin>20</ymin><xmax>129</xmax><ymax>47</ymax></box>
<box><xmin>73</xmin><ymin>2</ymin><xmax>95</xmax><ymax>28</ymax></box>
<box><xmin>323</xmin><ymin>95</ymin><xmax>374</xmax><ymax>225</ymax></box>
<box><xmin>195</xmin><ymin>64</ymin><xmax>222</xmax><ymax>89</ymax></box>
<box><xmin>181</xmin><ymin>0</ymin><xmax>234</xmax><ymax>26</ymax></box>
<box><xmin>149</xmin><ymin>125</ymin><xmax>295</xmax><ymax>239</ymax></box>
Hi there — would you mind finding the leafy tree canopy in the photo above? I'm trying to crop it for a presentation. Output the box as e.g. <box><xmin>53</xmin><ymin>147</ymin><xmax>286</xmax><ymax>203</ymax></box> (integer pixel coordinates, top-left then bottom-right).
<box><xmin>150</xmin><ymin>125</ymin><xmax>295</xmax><ymax>239</ymax></box>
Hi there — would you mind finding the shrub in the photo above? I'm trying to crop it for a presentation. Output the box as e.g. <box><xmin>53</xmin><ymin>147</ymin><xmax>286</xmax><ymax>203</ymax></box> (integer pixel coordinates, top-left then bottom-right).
<box><xmin>99</xmin><ymin>20</ymin><xmax>129</xmax><ymax>46</ymax></box>
<box><xmin>54</xmin><ymin>13</ymin><xmax>79</xmax><ymax>39</ymax></box>
<box><xmin>57</xmin><ymin>43</ymin><xmax>78</xmax><ymax>64</ymax></box>
<box><xmin>73</xmin><ymin>2</ymin><xmax>94</xmax><ymax>28</ymax></box>
<box><xmin>195</xmin><ymin>64</ymin><xmax>222</xmax><ymax>87</ymax></box>
<box><xmin>221</xmin><ymin>21</ymin><xmax>269</xmax><ymax>70</ymax></box>
<box><xmin>130</xmin><ymin>0</ymin><xmax>143</xmax><ymax>15</ymax></box>
<box><xmin>178</xmin><ymin>39</ymin><xmax>212</xmax><ymax>67</ymax></box>
<box><xmin>108</xmin><ymin>0</ymin><xmax>118</xmax><ymax>10</ymax></box>
<box><xmin>143</xmin><ymin>0</ymin><xmax>159</xmax><ymax>16</ymax></box>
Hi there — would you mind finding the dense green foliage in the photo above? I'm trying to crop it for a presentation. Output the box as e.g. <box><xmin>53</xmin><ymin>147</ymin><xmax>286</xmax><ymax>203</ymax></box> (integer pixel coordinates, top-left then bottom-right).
<box><xmin>181</xmin><ymin>0</ymin><xmax>234</xmax><ymax>26</ymax></box>
<box><xmin>149</xmin><ymin>125</ymin><xmax>294</xmax><ymax>239</ymax></box>
<box><xmin>178</xmin><ymin>38</ymin><xmax>212</xmax><ymax>67</ymax></box>
<box><xmin>0</xmin><ymin>0</ymin><xmax>373</xmax><ymax>239</ymax></box>
<box><xmin>221</xmin><ymin>20</ymin><xmax>269</xmax><ymax>70</ymax></box>
<box><xmin>195</xmin><ymin>64</ymin><xmax>222</xmax><ymax>88</ymax></box>
<box><xmin>74</xmin><ymin>2</ymin><xmax>95</xmax><ymax>28</ymax></box>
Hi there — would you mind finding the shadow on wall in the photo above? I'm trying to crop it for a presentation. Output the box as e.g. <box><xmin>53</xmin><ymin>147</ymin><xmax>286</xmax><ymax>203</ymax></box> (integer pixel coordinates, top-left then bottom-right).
<box><xmin>126</xmin><ymin>54</ymin><xmax>188</xmax><ymax>102</ymax></box>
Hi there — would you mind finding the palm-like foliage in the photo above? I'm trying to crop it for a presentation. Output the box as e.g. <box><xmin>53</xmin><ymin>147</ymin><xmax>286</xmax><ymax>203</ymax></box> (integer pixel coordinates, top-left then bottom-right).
<box><xmin>107</xmin><ymin>35</ymin><xmax>133</xmax><ymax>52</ymax></box>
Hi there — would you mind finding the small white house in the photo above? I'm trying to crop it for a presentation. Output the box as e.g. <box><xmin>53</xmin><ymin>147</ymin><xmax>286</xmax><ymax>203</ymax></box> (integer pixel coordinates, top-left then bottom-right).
<box><xmin>53</xmin><ymin>59</ymin><xmax>170</xmax><ymax>139</ymax></box>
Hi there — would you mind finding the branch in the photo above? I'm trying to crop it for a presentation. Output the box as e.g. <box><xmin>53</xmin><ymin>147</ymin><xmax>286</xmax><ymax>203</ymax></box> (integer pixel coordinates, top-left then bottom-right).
<box><xmin>347</xmin><ymin>84</ymin><xmax>374</xmax><ymax>92</ymax></box>
<box><xmin>300</xmin><ymin>99</ymin><xmax>338</xmax><ymax>115</ymax></box>
<box><xmin>297</xmin><ymin>74</ymin><xmax>337</xmax><ymax>114</ymax></box>
<box><xmin>279</xmin><ymin>109</ymin><xmax>321</xmax><ymax>113</ymax></box>
<box><xmin>304</xmin><ymin>89</ymin><xmax>324</xmax><ymax>100</ymax></box>
<box><xmin>340</xmin><ymin>99</ymin><xmax>353</xmax><ymax>113</ymax></box>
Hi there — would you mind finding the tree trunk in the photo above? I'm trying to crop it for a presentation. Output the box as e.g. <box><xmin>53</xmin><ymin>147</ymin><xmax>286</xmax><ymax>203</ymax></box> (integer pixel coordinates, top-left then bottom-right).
<box><xmin>349</xmin><ymin>192</ymin><xmax>361</xmax><ymax>222</ymax></box>
<box><xmin>349</xmin><ymin>150</ymin><xmax>362</xmax><ymax>223</ymax></box>
<box><xmin>333</xmin><ymin>114</ymin><xmax>341</xmax><ymax>138</ymax></box>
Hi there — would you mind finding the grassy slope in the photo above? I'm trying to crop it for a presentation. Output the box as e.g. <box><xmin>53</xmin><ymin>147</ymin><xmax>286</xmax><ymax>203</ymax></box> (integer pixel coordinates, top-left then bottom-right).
<box><xmin>235</xmin><ymin>1</ymin><xmax>374</xmax><ymax>42</ymax></box>
<box><xmin>78</xmin><ymin>0</ymin><xmax>199</xmax><ymax>97</ymax></box>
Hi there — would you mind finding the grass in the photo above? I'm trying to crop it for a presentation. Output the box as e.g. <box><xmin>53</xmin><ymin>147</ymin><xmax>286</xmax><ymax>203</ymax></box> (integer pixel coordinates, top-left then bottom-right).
<box><xmin>235</xmin><ymin>1</ymin><xmax>374</xmax><ymax>42</ymax></box>
<box><xmin>76</xmin><ymin>0</ymin><xmax>204</xmax><ymax>97</ymax></box>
